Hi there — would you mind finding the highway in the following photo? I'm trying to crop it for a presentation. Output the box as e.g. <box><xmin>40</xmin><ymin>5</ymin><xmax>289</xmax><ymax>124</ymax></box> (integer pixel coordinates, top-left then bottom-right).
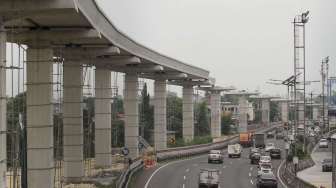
<box><xmin>133</xmin><ymin>134</ymin><xmax>286</xmax><ymax>188</ymax></box>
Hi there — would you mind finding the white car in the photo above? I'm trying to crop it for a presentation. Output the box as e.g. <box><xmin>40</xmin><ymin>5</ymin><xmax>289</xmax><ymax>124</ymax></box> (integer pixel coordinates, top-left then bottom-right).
<box><xmin>258</xmin><ymin>163</ymin><xmax>273</xmax><ymax>176</ymax></box>
<box><xmin>265</xmin><ymin>143</ymin><xmax>275</xmax><ymax>152</ymax></box>
<box><xmin>208</xmin><ymin>150</ymin><xmax>223</xmax><ymax>163</ymax></box>
<box><xmin>259</xmin><ymin>155</ymin><xmax>271</xmax><ymax>166</ymax></box>
<box><xmin>319</xmin><ymin>139</ymin><xmax>328</xmax><ymax>148</ymax></box>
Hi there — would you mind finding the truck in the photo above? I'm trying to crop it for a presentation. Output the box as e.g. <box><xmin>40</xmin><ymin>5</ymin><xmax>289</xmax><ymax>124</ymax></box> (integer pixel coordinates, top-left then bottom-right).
<box><xmin>254</xmin><ymin>133</ymin><xmax>265</xmax><ymax>148</ymax></box>
<box><xmin>228</xmin><ymin>144</ymin><xmax>242</xmax><ymax>158</ymax></box>
<box><xmin>239</xmin><ymin>132</ymin><xmax>254</xmax><ymax>147</ymax></box>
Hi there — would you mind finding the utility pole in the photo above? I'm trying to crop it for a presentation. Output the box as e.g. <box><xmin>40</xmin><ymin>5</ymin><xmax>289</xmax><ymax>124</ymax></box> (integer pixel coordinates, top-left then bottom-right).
<box><xmin>321</xmin><ymin>56</ymin><xmax>329</xmax><ymax>133</ymax></box>
<box><xmin>293</xmin><ymin>10</ymin><xmax>309</xmax><ymax>154</ymax></box>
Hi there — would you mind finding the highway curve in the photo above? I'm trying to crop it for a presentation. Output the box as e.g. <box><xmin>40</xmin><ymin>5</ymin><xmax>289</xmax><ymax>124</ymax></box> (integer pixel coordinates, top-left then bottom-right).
<box><xmin>133</xmin><ymin>133</ymin><xmax>287</xmax><ymax>188</ymax></box>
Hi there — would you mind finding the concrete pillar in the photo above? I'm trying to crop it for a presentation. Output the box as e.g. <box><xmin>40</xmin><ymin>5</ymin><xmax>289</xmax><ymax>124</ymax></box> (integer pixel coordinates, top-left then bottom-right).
<box><xmin>95</xmin><ymin>69</ymin><xmax>112</xmax><ymax>168</ymax></box>
<box><xmin>210</xmin><ymin>92</ymin><xmax>221</xmax><ymax>138</ymax></box>
<box><xmin>261</xmin><ymin>99</ymin><xmax>270</xmax><ymax>126</ymax></box>
<box><xmin>182</xmin><ymin>85</ymin><xmax>194</xmax><ymax>141</ymax></box>
<box><xmin>154</xmin><ymin>78</ymin><xmax>167</xmax><ymax>150</ymax></box>
<box><xmin>298</xmin><ymin>103</ymin><xmax>304</xmax><ymax>125</ymax></box>
<box><xmin>124</xmin><ymin>72</ymin><xmax>139</xmax><ymax>159</ymax></box>
<box><xmin>26</xmin><ymin>48</ymin><xmax>54</xmax><ymax>188</ymax></box>
<box><xmin>280</xmin><ymin>102</ymin><xmax>288</xmax><ymax>122</ymax></box>
<box><xmin>238</xmin><ymin>96</ymin><xmax>248</xmax><ymax>133</ymax></box>
<box><xmin>0</xmin><ymin>24</ymin><xmax>6</xmax><ymax>188</ymax></box>
<box><xmin>313</xmin><ymin>106</ymin><xmax>319</xmax><ymax>121</ymax></box>
<box><xmin>63</xmin><ymin>63</ymin><xmax>84</xmax><ymax>180</ymax></box>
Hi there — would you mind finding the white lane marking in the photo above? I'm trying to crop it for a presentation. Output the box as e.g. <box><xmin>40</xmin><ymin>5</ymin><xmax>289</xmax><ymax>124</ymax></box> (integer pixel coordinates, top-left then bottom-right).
<box><xmin>250</xmin><ymin>167</ymin><xmax>253</xmax><ymax>171</ymax></box>
<box><xmin>250</xmin><ymin>179</ymin><xmax>254</xmax><ymax>185</ymax></box>
<box><xmin>219</xmin><ymin>171</ymin><xmax>222</xmax><ymax>174</ymax></box>
<box><xmin>182</xmin><ymin>183</ymin><xmax>185</xmax><ymax>188</ymax></box>
<box><xmin>230</xmin><ymin>161</ymin><xmax>232</xmax><ymax>165</ymax></box>
<box><xmin>186</xmin><ymin>168</ymin><xmax>189</xmax><ymax>172</ymax></box>
<box><xmin>223</xmin><ymin>165</ymin><xmax>226</xmax><ymax>169</ymax></box>
<box><xmin>183</xmin><ymin>175</ymin><xmax>186</xmax><ymax>180</ymax></box>
<box><xmin>144</xmin><ymin>156</ymin><xmax>204</xmax><ymax>188</ymax></box>
<box><xmin>249</xmin><ymin>172</ymin><xmax>251</xmax><ymax>177</ymax></box>
<box><xmin>277</xmin><ymin>159</ymin><xmax>288</xmax><ymax>188</ymax></box>
<box><xmin>193</xmin><ymin>163</ymin><xmax>198</xmax><ymax>166</ymax></box>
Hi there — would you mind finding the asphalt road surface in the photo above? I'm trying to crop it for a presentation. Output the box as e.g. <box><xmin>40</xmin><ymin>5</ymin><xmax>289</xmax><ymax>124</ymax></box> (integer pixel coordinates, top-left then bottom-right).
<box><xmin>133</xmin><ymin>135</ymin><xmax>286</xmax><ymax>188</ymax></box>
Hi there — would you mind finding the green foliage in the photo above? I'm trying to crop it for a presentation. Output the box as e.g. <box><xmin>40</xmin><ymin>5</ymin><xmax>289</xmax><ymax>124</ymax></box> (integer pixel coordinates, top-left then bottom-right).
<box><xmin>167</xmin><ymin>94</ymin><xmax>183</xmax><ymax>138</ymax></box>
<box><xmin>139</xmin><ymin>83</ymin><xmax>154</xmax><ymax>141</ymax></box>
<box><xmin>111</xmin><ymin>96</ymin><xmax>125</xmax><ymax>147</ymax></box>
<box><xmin>221</xmin><ymin>114</ymin><xmax>233</xmax><ymax>135</ymax></box>
<box><xmin>194</xmin><ymin>101</ymin><xmax>210</xmax><ymax>137</ymax></box>
<box><xmin>270</xmin><ymin>102</ymin><xmax>279</xmax><ymax>122</ymax></box>
<box><xmin>168</xmin><ymin>136</ymin><xmax>212</xmax><ymax>147</ymax></box>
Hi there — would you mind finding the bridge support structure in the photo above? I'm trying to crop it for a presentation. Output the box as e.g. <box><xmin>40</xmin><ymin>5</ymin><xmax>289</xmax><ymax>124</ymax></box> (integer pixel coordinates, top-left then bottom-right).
<box><xmin>26</xmin><ymin>48</ymin><xmax>54</xmax><ymax>188</ymax></box>
<box><xmin>94</xmin><ymin>68</ymin><xmax>112</xmax><ymax>168</ymax></box>
<box><xmin>0</xmin><ymin>23</ymin><xmax>6</xmax><ymax>188</ymax></box>
<box><xmin>124</xmin><ymin>72</ymin><xmax>139</xmax><ymax>159</ymax></box>
<box><xmin>63</xmin><ymin>63</ymin><xmax>84</xmax><ymax>181</ymax></box>
<box><xmin>182</xmin><ymin>85</ymin><xmax>194</xmax><ymax>142</ymax></box>
<box><xmin>154</xmin><ymin>78</ymin><xmax>167</xmax><ymax>150</ymax></box>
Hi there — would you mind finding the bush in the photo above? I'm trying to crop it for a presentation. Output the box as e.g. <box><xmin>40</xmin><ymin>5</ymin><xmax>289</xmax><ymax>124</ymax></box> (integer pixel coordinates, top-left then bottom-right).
<box><xmin>168</xmin><ymin>136</ymin><xmax>213</xmax><ymax>148</ymax></box>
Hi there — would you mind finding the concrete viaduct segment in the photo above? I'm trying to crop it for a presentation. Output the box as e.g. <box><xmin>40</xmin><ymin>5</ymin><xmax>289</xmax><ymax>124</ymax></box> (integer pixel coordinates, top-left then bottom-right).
<box><xmin>0</xmin><ymin>0</ymin><xmax>226</xmax><ymax>187</ymax></box>
<box><xmin>224</xmin><ymin>91</ymin><xmax>258</xmax><ymax>133</ymax></box>
<box><xmin>250</xmin><ymin>95</ymin><xmax>276</xmax><ymax>127</ymax></box>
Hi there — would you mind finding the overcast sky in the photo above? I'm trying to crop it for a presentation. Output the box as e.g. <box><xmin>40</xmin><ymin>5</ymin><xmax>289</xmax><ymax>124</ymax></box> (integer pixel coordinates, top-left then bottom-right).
<box><xmin>96</xmin><ymin>0</ymin><xmax>336</xmax><ymax>97</ymax></box>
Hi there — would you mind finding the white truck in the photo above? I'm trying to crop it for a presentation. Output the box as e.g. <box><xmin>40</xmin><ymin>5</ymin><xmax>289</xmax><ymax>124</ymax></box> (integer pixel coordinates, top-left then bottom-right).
<box><xmin>228</xmin><ymin>144</ymin><xmax>242</xmax><ymax>158</ymax></box>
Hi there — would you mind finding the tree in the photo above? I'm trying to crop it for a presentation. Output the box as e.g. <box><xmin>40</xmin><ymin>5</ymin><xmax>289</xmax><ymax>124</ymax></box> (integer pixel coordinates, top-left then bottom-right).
<box><xmin>139</xmin><ymin>83</ymin><xmax>154</xmax><ymax>141</ymax></box>
<box><xmin>111</xmin><ymin>96</ymin><xmax>125</xmax><ymax>147</ymax></box>
<box><xmin>221</xmin><ymin>113</ymin><xmax>233</xmax><ymax>135</ymax></box>
<box><xmin>167</xmin><ymin>94</ymin><xmax>183</xmax><ymax>138</ymax></box>
<box><xmin>195</xmin><ymin>101</ymin><xmax>210</xmax><ymax>136</ymax></box>
<box><xmin>270</xmin><ymin>102</ymin><xmax>279</xmax><ymax>122</ymax></box>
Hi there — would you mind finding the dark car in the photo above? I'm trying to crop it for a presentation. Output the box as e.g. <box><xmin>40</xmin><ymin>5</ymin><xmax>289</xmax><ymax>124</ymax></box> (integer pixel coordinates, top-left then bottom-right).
<box><xmin>250</xmin><ymin>152</ymin><xmax>261</xmax><ymax>164</ymax></box>
<box><xmin>269</xmin><ymin>148</ymin><xmax>281</xmax><ymax>159</ymax></box>
<box><xmin>267</xmin><ymin>132</ymin><xmax>274</xmax><ymax>138</ymax></box>
<box><xmin>256</xmin><ymin>172</ymin><xmax>278</xmax><ymax>188</ymax></box>
<box><xmin>322</xmin><ymin>158</ymin><xmax>332</xmax><ymax>172</ymax></box>
<box><xmin>275</xmin><ymin>132</ymin><xmax>284</xmax><ymax>139</ymax></box>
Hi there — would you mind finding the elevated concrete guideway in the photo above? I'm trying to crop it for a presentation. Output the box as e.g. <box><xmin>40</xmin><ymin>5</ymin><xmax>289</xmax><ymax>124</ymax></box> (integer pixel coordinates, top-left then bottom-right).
<box><xmin>0</xmin><ymin>1</ymin><xmax>212</xmax><ymax>187</ymax></box>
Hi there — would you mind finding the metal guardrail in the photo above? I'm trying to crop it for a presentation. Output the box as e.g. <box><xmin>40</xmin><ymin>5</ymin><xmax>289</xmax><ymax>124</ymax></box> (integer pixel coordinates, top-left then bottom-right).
<box><xmin>117</xmin><ymin>159</ymin><xmax>143</xmax><ymax>188</ymax></box>
<box><xmin>280</xmin><ymin>160</ymin><xmax>316</xmax><ymax>188</ymax></box>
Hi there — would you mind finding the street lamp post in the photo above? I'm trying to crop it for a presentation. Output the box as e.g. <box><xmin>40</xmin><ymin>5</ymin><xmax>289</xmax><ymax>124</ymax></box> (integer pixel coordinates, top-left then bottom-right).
<box><xmin>332</xmin><ymin>134</ymin><xmax>336</xmax><ymax>188</ymax></box>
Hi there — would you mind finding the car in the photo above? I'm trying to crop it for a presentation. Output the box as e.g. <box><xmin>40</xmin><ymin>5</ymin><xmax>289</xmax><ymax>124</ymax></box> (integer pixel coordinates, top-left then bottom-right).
<box><xmin>250</xmin><ymin>152</ymin><xmax>261</xmax><ymax>164</ymax></box>
<box><xmin>269</xmin><ymin>148</ymin><xmax>281</xmax><ymax>159</ymax></box>
<box><xmin>259</xmin><ymin>155</ymin><xmax>271</xmax><ymax>166</ymax></box>
<box><xmin>266</xmin><ymin>132</ymin><xmax>274</xmax><ymax>138</ymax></box>
<box><xmin>319</xmin><ymin>139</ymin><xmax>328</xmax><ymax>148</ymax></box>
<box><xmin>256</xmin><ymin>172</ymin><xmax>278</xmax><ymax>188</ymax></box>
<box><xmin>258</xmin><ymin>163</ymin><xmax>273</xmax><ymax>176</ymax></box>
<box><xmin>198</xmin><ymin>169</ymin><xmax>219</xmax><ymax>188</ymax></box>
<box><xmin>265</xmin><ymin>143</ymin><xmax>275</xmax><ymax>152</ymax></box>
<box><xmin>275</xmin><ymin>132</ymin><xmax>284</xmax><ymax>139</ymax></box>
<box><xmin>208</xmin><ymin>150</ymin><xmax>223</xmax><ymax>163</ymax></box>
<box><xmin>228</xmin><ymin>144</ymin><xmax>242</xmax><ymax>158</ymax></box>
<box><xmin>249</xmin><ymin>148</ymin><xmax>260</xmax><ymax>159</ymax></box>
<box><xmin>322</xmin><ymin>158</ymin><xmax>332</xmax><ymax>172</ymax></box>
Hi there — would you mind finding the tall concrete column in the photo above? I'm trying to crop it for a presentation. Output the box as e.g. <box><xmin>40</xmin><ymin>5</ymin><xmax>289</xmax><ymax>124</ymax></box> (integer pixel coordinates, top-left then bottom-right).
<box><xmin>261</xmin><ymin>99</ymin><xmax>270</xmax><ymax>126</ymax></box>
<box><xmin>210</xmin><ymin>92</ymin><xmax>221</xmax><ymax>138</ymax></box>
<box><xmin>154</xmin><ymin>78</ymin><xmax>167</xmax><ymax>150</ymax></box>
<box><xmin>95</xmin><ymin>68</ymin><xmax>112</xmax><ymax>168</ymax></box>
<box><xmin>124</xmin><ymin>72</ymin><xmax>139</xmax><ymax>159</ymax></box>
<box><xmin>298</xmin><ymin>103</ymin><xmax>304</xmax><ymax>125</ymax></box>
<box><xmin>280</xmin><ymin>102</ymin><xmax>288</xmax><ymax>122</ymax></box>
<box><xmin>313</xmin><ymin>106</ymin><xmax>319</xmax><ymax>121</ymax></box>
<box><xmin>238</xmin><ymin>96</ymin><xmax>248</xmax><ymax>133</ymax></box>
<box><xmin>183</xmin><ymin>85</ymin><xmax>194</xmax><ymax>141</ymax></box>
<box><xmin>0</xmin><ymin>24</ymin><xmax>6</xmax><ymax>188</ymax></box>
<box><xmin>63</xmin><ymin>63</ymin><xmax>84</xmax><ymax>180</ymax></box>
<box><xmin>26</xmin><ymin>48</ymin><xmax>54</xmax><ymax>188</ymax></box>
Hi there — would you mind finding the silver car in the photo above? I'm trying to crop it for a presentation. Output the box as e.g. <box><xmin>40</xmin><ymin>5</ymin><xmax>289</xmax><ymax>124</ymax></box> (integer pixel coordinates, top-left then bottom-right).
<box><xmin>208</xmin><ymin>150</ymin><xmax>223</xmax><ymax>163</ymax></box>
